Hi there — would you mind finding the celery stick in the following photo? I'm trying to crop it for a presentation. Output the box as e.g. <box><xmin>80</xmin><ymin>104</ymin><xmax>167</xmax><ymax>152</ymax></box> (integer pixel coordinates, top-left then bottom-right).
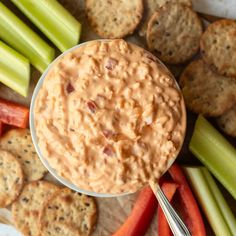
<box><xmin>184</xmin><ymin>167</ymin><xmax>233</xmax><ymax>236</ymax></box>
<box><xmin>189</xmin><ymin>115</ymin><xmax>236</xmax><ymax>199</ymax></box>
<box><xmin>0</xmin><ymin>41</ymin><xmax>30</xmax><ymax>97</ymax></box>
<box><xmin>0</xmin><ymin>2</ymin><xmax>55</xmax><ymax>73</ymax></box>
<box><xmin>202</xmin><ymin>168</ymin><xmax>236</xmax><ymax>236</ymax></box>
<box><xmin>11</xmin><ymin>0</ymin><xmax>82</xmax><ymax>52</ymax></box>
<box><xmin>0</xmin><ymin>41</ymin><xmax>29</xmax><ymax>82</ymax></box>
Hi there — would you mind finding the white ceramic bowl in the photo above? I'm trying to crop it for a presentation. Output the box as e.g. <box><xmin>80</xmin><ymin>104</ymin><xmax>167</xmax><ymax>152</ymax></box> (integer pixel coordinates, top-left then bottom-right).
<box><xmin>30</xmin><ymin>40</ymin><xmax>186</xmax><ymax>198</ymax></box>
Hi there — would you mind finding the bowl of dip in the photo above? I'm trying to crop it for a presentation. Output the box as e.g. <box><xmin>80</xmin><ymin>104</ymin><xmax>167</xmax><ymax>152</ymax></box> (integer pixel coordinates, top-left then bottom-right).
<box><xmin>30</xmin><ymin>39</ymin><xmax>186</xmax><ymax>197</ymax></box>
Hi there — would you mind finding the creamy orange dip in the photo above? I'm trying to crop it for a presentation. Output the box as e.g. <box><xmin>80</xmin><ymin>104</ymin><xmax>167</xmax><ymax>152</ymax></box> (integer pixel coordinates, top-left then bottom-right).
<box><xmin>34</xmin><ymin>39</ymin><xmax>186</xmax><ymax>194</ymax></box>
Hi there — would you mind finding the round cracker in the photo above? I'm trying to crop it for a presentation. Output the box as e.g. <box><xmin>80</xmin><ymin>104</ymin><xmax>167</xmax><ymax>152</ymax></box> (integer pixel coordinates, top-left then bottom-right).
<box><xmin>180</xmin><ymin>59</ymin><xmax>236</xmax><ymax>116</ymax></box>
<box><xmin>0</xmin><ymin>129</ymin><xmax>47</xmax><ymax>181</ymax></box>
<box><xmin>217</xmin><ymin>104</ymin><xmax>236</xmax><ymax>137</ymax></box>
<box><xmin>12</xmin><ymin>181</ymin><xmax>60</xmax><ymax>236</ymax></box>
<box><xmin>42</xmin><ymin>222</ymin><xmax>81</xmax><ymax>236</ymax></box>
<box><xmin>139</xmin><ymin>0</ymin><xmax>192</xmax><ymax>36</ymax></box>
<box><xmin>85</xmin><ymin>0</ymin><xmax>143</xmax><ymax>38</ymax></box>
<box><xmin>200</xmin><ymin>19</ymin><xmax>236</xmax><ymax>78</ymax></box>
<box><xmin>0</xmin><ymin>150</ymin><xmax>24</xmax><ymax>208</ymax></box>
<box><xmin>146</xmin><ymin>2</ymin><xmax>202</xmax><ymax>64</ymax></box>
<box><xmin>39</xmin><ymin>188</ymin><xmax>97</xmax><ymax>236</ymax></box>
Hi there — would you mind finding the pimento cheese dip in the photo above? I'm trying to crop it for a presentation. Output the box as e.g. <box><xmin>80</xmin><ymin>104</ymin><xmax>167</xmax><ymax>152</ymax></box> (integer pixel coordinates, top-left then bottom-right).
<box><xmin>34</xmin><ymin>39</ymin><xmax>186</xmax><ymax>194</ymax></box>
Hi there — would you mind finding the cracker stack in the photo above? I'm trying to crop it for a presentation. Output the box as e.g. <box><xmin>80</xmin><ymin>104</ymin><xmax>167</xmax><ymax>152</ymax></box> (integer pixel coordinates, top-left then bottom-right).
<box><xmin>12</xmin><ymin>181</ymin><xmax>60</xmax><ymax>236</ymax></box>
<box><xmin>0</xmin><ymin>129</ymin><xmax>98</xmax><ymax>236</ymax></box>
<box><xmin>179</xmin><ymin>19</ymin><xmax>236</xmax><ymax>137</ymax></box>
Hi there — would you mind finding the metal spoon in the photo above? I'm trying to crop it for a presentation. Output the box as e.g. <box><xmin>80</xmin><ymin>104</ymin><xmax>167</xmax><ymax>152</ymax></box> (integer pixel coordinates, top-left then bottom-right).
<box><xmin>150</xmin><ymin>181</ymin><xmax>192</xmax><ymax>236</ymax></box>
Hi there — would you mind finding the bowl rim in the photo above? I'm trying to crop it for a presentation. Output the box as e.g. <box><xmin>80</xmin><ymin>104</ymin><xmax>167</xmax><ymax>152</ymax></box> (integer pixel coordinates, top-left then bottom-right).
<box><xmin>30</xmin><ymin>39</ymin><xmax>186</xmax><ymax>198</ymax></box>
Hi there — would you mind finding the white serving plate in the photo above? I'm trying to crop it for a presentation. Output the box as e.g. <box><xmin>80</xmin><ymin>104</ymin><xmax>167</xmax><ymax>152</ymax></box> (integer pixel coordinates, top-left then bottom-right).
<box><xmin>0</xmin><ymin>224</ymin><xmax>22</xmax><ymax>236</ymax></box>
<box><xmin>193</xmin><ymin>0</ymin><xmax>236</xmax><ymax>19</ymax></box>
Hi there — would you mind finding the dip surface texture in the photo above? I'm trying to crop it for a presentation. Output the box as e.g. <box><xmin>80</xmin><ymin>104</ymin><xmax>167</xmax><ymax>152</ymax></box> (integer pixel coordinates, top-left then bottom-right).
<box><xmin>34</xmin><ymin>40</ymin><xmax>186</xmax><ymax>194</ymax></box>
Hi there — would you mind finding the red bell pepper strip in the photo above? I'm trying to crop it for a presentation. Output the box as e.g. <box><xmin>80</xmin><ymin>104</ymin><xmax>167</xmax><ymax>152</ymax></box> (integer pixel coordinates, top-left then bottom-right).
<box><xmin>158</xmin><ymin>182</ymin><xmax>178</xmax><ymax>236</ymax></box>
<box><xmin>0</xmin><ymin>98</ymin><xmax>29</xmax><ymax>128</ymax></box>
<box><xmin>0</xmin><ymin>121</ymin><xmax>3</xmax><ymax>136</ymax></box>
<box><xmin>112</xmin><ymin>186</ymin><xmax>158</xmax><ymax>236</ymax></box>
<box><xmin>168</xmin><ymin>164</ymin><xmax>206</xmax><ymax>236</ymax></box>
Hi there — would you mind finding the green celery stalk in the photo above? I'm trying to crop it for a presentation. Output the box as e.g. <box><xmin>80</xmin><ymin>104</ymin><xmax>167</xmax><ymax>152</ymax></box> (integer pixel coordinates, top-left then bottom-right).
<box><xmin>0</xmin><ymin>41</ymin><xmax>30</xmax><ymax>97</ymax></box>
<box><xmin>0</xmin><ymin>2</ymin><xmax>55</xmax><ymax>73</ymax></box>
<box><xmin>189</xmin><ymin>115</ymin><xmax>236</xmax><ymax>199</ymax></box>
<box><xmin>11</xmin><ymin>0</ymin><xmax>82</xmax><ymax>52</ymax></box>
<box><xmin>202</xmin><ymin>168</ymin><xmax>236</xmax><ymax>236</ymax></box>
<box><xmin>184</xmin><ymin>167</ymin><xmax>235</xmax><ymax>236</ymax></box>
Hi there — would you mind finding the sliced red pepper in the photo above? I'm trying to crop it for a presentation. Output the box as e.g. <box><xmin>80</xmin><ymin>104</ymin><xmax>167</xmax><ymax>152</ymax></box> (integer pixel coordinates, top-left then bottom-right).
<box><xmin>112</xmin><ymin>186</ymin><xmax>157</xmax><ymax>236</ymax></box>
<box><xmin>0</xmin><ymin>121</ymin><xmax>3</xmax><ymax>136</ymax></box>
<box><xmin>158</xmin><ymin>182</ymin><xmax>178</xmax><ymax>236</ymax></box>
<box><xmin>168</xmin><ymin>164</ymin><xmax>206</xmax><ymax>236</ymax></box>
<box><xmin>0</xmin><ymin>98</ymin><xmax>29</xmax><ymax>128</ymax></box>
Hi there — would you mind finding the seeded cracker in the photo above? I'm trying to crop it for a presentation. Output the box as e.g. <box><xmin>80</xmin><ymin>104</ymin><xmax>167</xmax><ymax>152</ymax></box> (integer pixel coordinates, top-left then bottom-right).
<box><xmin>42</xmin><ymin>222</ymin><xmax>81</xmax><ymax>236</ymax></box>
<box><xmin>12</xmin><ymin>181</ymin><xmax>60</xmax><ymax>236</ymax></box>
<box><xmin>139</xmin><ymin>0</ymin><xmax>192</xmax><ymax>36</ymax></box>
<box><xmin>0</xmin><ymin>150</ymin><xmax>24</xmax><ymax>207</ymax></box>
<box><xmin>200</xmin><ymin>19</ymin><xmax>236</xmax><ymax>78</ymax></box>
<box><xmin>146</xmin><ymin>2</ymin><xmax>202</xmax><ymax>64</ymax></box>
<box><xmin>85</xmin><ymin>0</ymin><xmax>143</xmax><ymax>38</ymax></box>
<box><xmin>0</xmin><ymin>129</ymin><xmax>47</xmax><ymax>181</ymax></box>
<box><xmin>217</xmin><ymin>104</ymin><xmax>236</xmax><ymax>137</ymax></box>
<box><xmin>180</xmin><ymin>60</ymin><xmax>236</xmax><ymax>116</ymax></box>
<box><xmin>39</xmin><ymin>188</ymin><xmax>97</xmax><ymax>236</ymax></box>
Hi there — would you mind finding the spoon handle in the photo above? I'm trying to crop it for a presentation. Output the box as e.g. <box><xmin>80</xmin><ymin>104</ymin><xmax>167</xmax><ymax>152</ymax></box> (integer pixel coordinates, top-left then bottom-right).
<box><xmin>149</xmin><ymin>181</ymin><xmax>192</xmax><ymax>236</ymax></box>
